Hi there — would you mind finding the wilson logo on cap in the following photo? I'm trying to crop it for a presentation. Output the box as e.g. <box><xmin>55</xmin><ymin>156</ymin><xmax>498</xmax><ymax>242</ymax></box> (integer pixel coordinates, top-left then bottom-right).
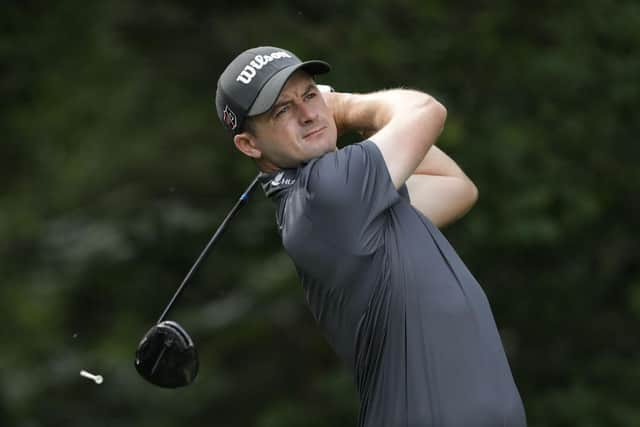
<box><xmin>223</xmin><ymin>105</ymin><xmax>238</xmax><ymax>130</ymax></box>
<box><xmin>235</xmin><ymin>51</ymin><xmax>292</xmax><ymax>84</ymax></box>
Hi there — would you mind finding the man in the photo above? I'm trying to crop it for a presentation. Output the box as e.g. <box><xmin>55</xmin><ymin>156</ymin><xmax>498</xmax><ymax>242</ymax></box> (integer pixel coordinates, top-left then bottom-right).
<box><xmin>215</xmin><ymin>46</ymin><xmax>527</xmax><ymax>427</ymax></box>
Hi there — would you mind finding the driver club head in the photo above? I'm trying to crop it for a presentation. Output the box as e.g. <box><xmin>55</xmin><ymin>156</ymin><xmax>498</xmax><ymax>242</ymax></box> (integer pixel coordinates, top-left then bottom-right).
<box><xmin>135</xmin><ymin>320</ymin><xmax>199</xmax><ymax>388</ymax></box>
<box><xmin>134</xmin><ymin>176</ymin><xmax>260</xmax><ymax>388</ymax></box>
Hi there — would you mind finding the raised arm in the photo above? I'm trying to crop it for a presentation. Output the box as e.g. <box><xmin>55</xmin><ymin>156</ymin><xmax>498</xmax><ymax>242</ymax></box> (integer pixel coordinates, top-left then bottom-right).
<box><xmin>405</xmin><ymin>146</ymin><xmax>478</xmax><ymax>227</ymax></box>
<box><xmin>328</xmin><ymin>89</ymin><xmax>447</xmax><ymax>189</ymax></box>
<box><xmin>325</xmin><ymin>89</ymin><xmax>477</xmax><ymax>227</ymax></box>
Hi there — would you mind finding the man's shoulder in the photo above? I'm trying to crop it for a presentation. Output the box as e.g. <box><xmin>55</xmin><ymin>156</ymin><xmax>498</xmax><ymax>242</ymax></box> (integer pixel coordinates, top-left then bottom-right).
<box><xmin>300</xmin><ymin>140</ymin><xmax>380</xmax><ymax>191</ymax></box>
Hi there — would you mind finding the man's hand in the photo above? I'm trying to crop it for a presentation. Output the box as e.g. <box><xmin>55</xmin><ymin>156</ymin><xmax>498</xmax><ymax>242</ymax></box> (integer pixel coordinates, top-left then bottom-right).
<box><xmin>319</xmin><ymin>89</ymin><xmax>350</xmax><ymax>136</ymax></box>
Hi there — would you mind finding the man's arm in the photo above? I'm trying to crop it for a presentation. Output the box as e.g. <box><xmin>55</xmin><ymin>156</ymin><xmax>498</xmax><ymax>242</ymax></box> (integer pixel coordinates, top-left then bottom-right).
<box><xmin>327</xmin><ymin>89</ymin><xmax>447</xmax><ymax>189</ymax></box>
<box><xmin>405</xmin><ymin>146</ymin><xmax>478</xmax><ymax>227</ymax></box>
<box><xmin>324</xmin><ymin>89</ymin><xmax>476</xmax><ymax>227</ymax></box>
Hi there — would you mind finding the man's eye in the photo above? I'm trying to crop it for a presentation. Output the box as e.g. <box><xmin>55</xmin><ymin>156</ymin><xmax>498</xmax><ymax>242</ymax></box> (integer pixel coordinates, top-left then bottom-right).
<box><xmin>304</xmin><ymin>92</ymin><xmax>316</xmax><ymax>101</ymax></box>
<box><xmin>275</xmin><ymin>106</ymin><xmax>289</xmax><ymax>117</ymax></box>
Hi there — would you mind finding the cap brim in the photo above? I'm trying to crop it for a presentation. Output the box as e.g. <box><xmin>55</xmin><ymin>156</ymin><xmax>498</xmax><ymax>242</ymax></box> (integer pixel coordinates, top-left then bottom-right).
<box><xmin>247</xmin><ymin>60</ymin><xmax>331</xmax><ymax>117</ymax></box>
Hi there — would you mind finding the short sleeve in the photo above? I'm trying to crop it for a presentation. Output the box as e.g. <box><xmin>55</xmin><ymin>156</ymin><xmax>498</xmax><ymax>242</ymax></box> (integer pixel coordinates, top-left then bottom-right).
<box><xmin>301</xmin><ymin>140</ymin><xmax>401</xmax><ymax>253</ymax></box>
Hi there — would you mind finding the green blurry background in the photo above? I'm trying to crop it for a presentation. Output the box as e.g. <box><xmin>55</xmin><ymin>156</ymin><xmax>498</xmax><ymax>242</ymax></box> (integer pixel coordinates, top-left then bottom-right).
<box><xmin>2</xmin><ymin>1</ymin><xmax>639</xmax><ymax>426</ymax></box>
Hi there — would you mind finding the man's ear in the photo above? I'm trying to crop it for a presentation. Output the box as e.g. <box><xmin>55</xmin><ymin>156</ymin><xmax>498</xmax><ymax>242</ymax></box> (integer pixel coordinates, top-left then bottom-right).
<box><xmin>233</xmin><ymin>132</ymin><xmax>262</xmax><ymax>159</ymax></box>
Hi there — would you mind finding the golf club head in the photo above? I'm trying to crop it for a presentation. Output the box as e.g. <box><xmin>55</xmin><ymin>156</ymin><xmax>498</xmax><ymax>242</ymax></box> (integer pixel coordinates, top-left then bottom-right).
<box><xmin>135</xmin><ymin>320</ymin><xmax>199</xmax><ymax>388</ymax></box>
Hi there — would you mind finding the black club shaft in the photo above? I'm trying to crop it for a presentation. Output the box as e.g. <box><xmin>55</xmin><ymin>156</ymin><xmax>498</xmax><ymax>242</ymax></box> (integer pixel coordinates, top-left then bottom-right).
<box><xmin>157</xmin><ymin>174</ymin><xmax>261</xmax><ymax>324</ymax></box>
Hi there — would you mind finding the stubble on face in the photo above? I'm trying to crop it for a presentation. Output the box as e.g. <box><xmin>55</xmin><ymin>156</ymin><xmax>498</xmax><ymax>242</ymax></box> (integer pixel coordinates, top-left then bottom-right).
<box><xmin>250</xmin><ymin>71</ymin><xmax>338</xmax><ymax>171</ymax></box>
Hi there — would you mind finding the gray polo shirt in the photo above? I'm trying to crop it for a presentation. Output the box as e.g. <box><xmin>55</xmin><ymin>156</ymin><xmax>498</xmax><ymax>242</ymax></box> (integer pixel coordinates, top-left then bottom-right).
<box><xmin>260</xmin><ymin>141</ymin><xmax>526</xmax><ymax>427</ymax></box>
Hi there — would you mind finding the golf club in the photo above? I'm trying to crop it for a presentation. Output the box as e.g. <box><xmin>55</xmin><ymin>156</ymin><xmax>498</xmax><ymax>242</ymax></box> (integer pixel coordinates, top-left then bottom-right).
<box><xmin>135</xmin><ymin>174</ymin><xmax>261</xmax><ymax>388</ymax></box>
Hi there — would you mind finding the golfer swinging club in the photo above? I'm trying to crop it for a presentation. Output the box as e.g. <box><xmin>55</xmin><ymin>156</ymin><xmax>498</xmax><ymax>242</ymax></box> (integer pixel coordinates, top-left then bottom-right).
<box><xmin>215</xmin><ymin>46</ymin><xmax>527</xmax><ymax>427</ymax></box>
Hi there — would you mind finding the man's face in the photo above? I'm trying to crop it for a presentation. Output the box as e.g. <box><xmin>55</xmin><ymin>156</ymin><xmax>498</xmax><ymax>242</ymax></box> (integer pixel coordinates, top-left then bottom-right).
<box><xmin>243</xmin><ymin>70</ymin><xmax>338</xmax><ymax>170</ymax></box>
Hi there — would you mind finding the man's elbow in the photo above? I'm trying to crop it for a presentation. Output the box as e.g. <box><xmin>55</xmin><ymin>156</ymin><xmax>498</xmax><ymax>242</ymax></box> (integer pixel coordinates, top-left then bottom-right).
<box><xmin>464</xmin><ymin>179</ymin><xmax>479</xmax><ymax>210</ymax></box>
<box><xmin>419</xmin><ymin>96</ymin><xmax>447</xmax><ymax>127</ymax></box>
<box><xmin>446</xmin><ymin>179</ymin><xmax>478</xmax><ymax>226</ymax></box>
<box><xmin>432</xmin><ymin>97</ymin><xmax>448</xmax><ymax>122</ymax></box>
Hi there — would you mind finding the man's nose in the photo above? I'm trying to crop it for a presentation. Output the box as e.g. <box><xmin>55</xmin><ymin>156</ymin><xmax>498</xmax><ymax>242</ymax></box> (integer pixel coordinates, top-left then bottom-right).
<box><xmin>297</xmin><ymin>102</ymin><xmax>317</xmax><ymax>124</ymax></box>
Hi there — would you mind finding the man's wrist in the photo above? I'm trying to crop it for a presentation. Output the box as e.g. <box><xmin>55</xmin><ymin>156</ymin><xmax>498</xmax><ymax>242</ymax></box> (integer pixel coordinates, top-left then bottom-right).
<box><xmin>317</xmin><ymin>84</ymin><xmax>334</xmax><ymax>93</ymax></box>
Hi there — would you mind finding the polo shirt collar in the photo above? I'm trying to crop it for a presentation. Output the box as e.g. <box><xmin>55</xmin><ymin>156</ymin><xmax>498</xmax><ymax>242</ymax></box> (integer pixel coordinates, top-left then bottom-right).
<box><xmin>258</xmin><ymin>168</ymin><xmax>299</xmax><ymax>199</ymax></box>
